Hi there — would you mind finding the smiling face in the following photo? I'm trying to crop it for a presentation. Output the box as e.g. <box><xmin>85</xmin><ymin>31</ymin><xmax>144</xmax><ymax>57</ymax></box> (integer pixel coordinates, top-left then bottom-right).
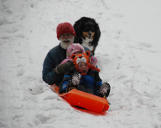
<box><xmin>76</xmin><ymin>55</ymin><xmax>89</xmax><ymax>75</ymax></box>
<box><xmin>59</xmin><ymin>33</ymin><xmax>74</xmax><ymax>49</ymax></box>
<box><xmin>72</xmin><ymin>52</ymin><xmax>90</xmax><ymax>75</ymax></box>
<box><xmin>78</xmin><ymin>61</ymin><xmax>89</xmax><ymax>74</ymax></box>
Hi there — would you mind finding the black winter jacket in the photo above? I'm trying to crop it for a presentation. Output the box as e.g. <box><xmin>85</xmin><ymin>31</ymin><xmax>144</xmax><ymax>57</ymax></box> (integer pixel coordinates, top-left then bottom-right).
<box><xmin>42</xmin><ymin>44</ymin><xmax>66</xmax><ymax>85</ymax></box>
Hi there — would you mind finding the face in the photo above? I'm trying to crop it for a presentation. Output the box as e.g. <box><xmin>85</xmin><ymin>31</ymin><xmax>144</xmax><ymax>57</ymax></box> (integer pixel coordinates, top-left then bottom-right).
<box><xmin>59</xmin><ymin>33</ymin><xmax>74</xmax><ymax>49</ymax></box>
<box><xmin>75</xmin><ymin>54</ymin><xmax>89</xmax><ymax>74</ymax></box>
<box><xmin>59</xmin><ymin>33</ymin><xmax>74</xmax><ymax>43</ymax></box>
<box><xmin>78</xmin><ymin>62</ymin><xmax>89</xmax><ymax>74</ymax></box>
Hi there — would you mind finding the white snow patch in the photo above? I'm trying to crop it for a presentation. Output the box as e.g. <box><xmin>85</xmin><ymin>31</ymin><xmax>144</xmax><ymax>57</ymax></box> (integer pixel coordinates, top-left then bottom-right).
<box><xmin>0</xmin><ymin>0</ymin><xmax>161</xmax><ymax>128</ymax></box>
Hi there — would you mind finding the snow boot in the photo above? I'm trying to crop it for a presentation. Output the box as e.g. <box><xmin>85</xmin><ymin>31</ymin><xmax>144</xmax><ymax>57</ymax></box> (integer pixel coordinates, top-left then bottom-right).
<box><xmin>99</xmin><ymin>82</ymin><xmax>111</xmax><ymax>98</ymax></box>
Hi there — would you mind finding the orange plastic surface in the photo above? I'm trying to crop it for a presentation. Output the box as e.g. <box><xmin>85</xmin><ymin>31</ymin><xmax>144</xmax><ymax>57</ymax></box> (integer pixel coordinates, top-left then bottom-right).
<box><xmin>50</xmin><ymin>85</ymin><xmax>109</xmax><ymax>114</ymax></box>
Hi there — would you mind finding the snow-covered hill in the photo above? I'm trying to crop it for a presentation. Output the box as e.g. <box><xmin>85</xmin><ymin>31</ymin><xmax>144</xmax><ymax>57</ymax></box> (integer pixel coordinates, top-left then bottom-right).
<box><xmin>0</xmin><ymin>0</ymin><xmax>161</xmax><ymax>128</ymax></box>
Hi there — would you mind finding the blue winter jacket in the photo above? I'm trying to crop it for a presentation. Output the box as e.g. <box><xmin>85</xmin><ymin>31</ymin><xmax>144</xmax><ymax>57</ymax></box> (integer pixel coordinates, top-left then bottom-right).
<box><xmin>60</xmin><ymin>70</ymin><xmax>102</xmax><ymax>95</ymax></box>
<box><xmin>42</xmin><ymin>44</ymin><xmax>66</xmax><ymax>85</ymax></box>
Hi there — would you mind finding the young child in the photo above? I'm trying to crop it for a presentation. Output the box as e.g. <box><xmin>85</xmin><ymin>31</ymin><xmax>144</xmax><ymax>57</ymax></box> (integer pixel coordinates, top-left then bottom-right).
<box><xmin>57</xmin><ymin>43</ymin><xmax>110</xmax><ymax>97</ymax></box>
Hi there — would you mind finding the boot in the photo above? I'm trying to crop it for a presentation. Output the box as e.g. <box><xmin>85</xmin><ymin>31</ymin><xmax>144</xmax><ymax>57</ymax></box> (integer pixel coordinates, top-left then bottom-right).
<box><xmin>99</xmin><ymin>82</ymin><xmax>111</xmax><ymax>97</ymax></box>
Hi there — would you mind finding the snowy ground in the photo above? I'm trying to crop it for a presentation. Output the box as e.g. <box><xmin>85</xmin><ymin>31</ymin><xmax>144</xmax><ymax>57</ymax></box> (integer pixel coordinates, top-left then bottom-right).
<box><xmin>0</xmin><ymin>0</ymin><xmax>161</xmax><ymax>128</ymax></box>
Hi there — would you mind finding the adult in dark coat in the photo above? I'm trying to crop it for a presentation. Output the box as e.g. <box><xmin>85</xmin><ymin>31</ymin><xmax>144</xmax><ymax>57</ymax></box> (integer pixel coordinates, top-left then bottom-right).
<box><xmin>42</xmin><ymin>22</ymin><xmax>76</xmax><ymax>85</ymax></box>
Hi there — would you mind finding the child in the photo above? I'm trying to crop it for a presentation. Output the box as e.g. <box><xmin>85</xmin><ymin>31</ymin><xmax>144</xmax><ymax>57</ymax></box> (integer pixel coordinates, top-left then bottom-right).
<box><xmin>58</xmin><ymin>43</ymin><xmax>110</xmax><ymax>98</ymax></box>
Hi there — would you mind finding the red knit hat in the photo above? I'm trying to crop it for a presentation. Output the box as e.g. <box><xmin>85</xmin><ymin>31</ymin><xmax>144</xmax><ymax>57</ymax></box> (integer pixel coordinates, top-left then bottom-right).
<box><xmin>56</xmin><ymin>22</ymin><xmax>76</xmax><ymax>39</ymax></box>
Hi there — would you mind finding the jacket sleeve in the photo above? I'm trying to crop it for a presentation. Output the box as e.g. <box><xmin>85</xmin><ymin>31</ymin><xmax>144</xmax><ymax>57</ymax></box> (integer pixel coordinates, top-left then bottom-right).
<box><xmin>42</xmin><ymin>51</ymin><xmax>62</xmax><ymax>85</ymax></box>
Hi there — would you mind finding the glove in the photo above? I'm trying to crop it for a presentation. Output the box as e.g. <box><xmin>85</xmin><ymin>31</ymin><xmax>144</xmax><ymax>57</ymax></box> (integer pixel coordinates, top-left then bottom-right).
<box><xmin>55</xmin><ymin>61</ymin><xmax>75</xmax><ymax>74</ymax></box>
<box><xmin>99</xmin><ymin>82</ymin><xmax>111</xmax><ymax>97</ymax></box>
<box><xmin>71</xmin><ymin>73</ymin><xmax>81</xmax><ymax>86</ymax></box>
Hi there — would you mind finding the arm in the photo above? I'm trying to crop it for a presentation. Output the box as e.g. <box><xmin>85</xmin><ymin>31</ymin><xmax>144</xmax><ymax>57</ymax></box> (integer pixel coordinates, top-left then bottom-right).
<box><xmin>42</xmin><ymin>51</ymin><xmax>75</xmax><ymax>85</ymax></box>
<box><xmin>42</xmin><ymin>52</ymin><xmax>62</xmax><ymax>85</ymax></box>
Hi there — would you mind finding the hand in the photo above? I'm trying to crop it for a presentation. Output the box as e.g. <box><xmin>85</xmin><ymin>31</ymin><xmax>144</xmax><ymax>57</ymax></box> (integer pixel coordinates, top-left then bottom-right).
<box><xmin>55</xmin><ymin>61</ymin><xmax>75</xmax><ymax>74</ymax></box>
<box><xmin>71</xmin><ymin>73</ymin><xmax>81</xmax><ymax>86</ymax></box>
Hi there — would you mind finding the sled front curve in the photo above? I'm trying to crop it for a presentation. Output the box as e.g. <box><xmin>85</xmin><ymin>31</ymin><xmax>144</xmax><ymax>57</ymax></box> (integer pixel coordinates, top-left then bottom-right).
<box><xmin>50</xmin><ymin>84</ymin><xmax>109</xmax><ymax>114</ymax></box>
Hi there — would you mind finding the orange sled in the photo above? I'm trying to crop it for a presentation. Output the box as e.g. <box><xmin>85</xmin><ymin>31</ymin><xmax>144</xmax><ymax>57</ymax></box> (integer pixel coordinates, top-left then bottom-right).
<box><xmin>50</xmin><ymin>85</ymin><xmax>109</xmax><ymax>114</ymax></box>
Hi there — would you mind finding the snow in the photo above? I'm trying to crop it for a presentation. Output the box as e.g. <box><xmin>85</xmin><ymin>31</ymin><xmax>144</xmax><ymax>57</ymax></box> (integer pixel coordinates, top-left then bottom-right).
<box><xmin>0</xmin><ymin>0</ymin><xmax>161</xmax><ymax>128</ymax></box>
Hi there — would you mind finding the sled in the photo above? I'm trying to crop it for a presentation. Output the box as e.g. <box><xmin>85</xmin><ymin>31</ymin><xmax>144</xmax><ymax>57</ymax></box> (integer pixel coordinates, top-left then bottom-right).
<box><xmin>50</xmin><ymin>84</ymin><xmax>109</xmax><ymax>114</ymax></box>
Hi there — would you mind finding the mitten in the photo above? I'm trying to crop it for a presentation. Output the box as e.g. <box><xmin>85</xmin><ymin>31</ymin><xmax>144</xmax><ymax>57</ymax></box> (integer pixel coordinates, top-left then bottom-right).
<box><xmin>55</xmin><ymin>60</ymin><xmax>75</xmax><ymax>74</ymax></box>
<box><xmin>71</xmin><ymin>73</ymin><xmax>81</xmax><ymax>86</ymax></box>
